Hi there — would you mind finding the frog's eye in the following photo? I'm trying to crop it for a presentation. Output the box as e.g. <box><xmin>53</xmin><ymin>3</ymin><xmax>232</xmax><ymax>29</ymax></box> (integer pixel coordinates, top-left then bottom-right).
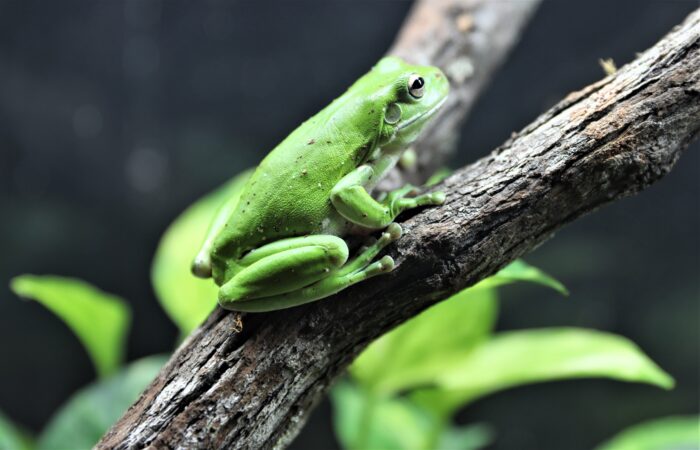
<box><xmin>408</xmin><ymin>74</ymin><xmax>425</xmax><ymax>98</ymax></box>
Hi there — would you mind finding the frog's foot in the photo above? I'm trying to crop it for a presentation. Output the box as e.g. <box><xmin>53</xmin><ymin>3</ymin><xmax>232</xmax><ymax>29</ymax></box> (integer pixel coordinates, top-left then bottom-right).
<box><xmin>337</xmin><ymin>223</ymin><xmax>401</xmax><ymax>277</ymax></box>
<box><xmin>221</xmin><ymin>224</ymin><xmax>402</xmax><ymax>313</ymax></box>
<box><xmin>386</xmin><ymin>184</ymin><xmax>419</xmax><ymax>203</ymax></box>
<box><xmin>385</xmin><ymin>185</ymin><xmax>446</xmax><ymax>216</ymax></box>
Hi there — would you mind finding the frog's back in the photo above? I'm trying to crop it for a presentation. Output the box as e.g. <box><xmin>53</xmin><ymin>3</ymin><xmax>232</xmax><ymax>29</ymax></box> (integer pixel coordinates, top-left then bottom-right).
<box><xmin>211</xmin><ymin>106</ymin><xmax>374</xmax><ymax>263</ymax></box>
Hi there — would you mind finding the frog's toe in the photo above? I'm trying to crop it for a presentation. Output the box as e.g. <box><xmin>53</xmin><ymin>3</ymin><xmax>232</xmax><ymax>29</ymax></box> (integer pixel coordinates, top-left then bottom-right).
<box><xmin>351</xmin><ymin>255</ymin><xmax>395</xmax><ymax>280</ymax></box>
<box><xmin>379</xmin><ymin>223</ymin><xmax>402</xmax><ymax>245</ymax></box>
<box><xmin>430</xmin><ymin>191</ymin><xmax>446</xmax><ymax>205</ymax></box>
<box><xmin>358</xmin><ymin>236</ymin><xmax>378</xmax><ymax>253</ymax></box>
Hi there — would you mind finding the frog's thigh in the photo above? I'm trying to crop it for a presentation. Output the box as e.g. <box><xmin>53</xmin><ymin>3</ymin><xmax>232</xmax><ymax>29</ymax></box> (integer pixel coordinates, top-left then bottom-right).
<box><xmin>219</xmin><ymin>235</ymin><xmax>348</xmax><ymax>306</ymax></box>
<box><xmin>224</xmin><ymin>225</ymin><xmax>401</xmax><ymax>313</ymax></box>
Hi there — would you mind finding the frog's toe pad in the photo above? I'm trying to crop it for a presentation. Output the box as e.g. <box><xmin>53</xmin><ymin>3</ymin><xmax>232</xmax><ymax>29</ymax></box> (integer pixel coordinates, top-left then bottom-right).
<box><xmin>429</xmin><ymin>191</ymin><xmax>446</xmax><ymax>204</ymax></box>
<box><xmin>378</xmin><ymin>255</ymin><xmax>395</xmax><ymax>272</ymax></box>
<box><xmin>191</xmin><ymin>258</ymin><xmax>212</xmax><ymax>278</ymax></box>
<box><xmin>385</xmin><ymin>223</ymin><xmax>403</xmax><ymax>241</ymax></box>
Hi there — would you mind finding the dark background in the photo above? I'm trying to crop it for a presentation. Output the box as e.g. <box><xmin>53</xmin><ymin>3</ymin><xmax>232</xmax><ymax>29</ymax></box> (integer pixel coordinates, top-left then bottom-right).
<box><xmin>0</xmin><ymin>1</ymin><xmax>697</xmax><ymax>449</ymax></box>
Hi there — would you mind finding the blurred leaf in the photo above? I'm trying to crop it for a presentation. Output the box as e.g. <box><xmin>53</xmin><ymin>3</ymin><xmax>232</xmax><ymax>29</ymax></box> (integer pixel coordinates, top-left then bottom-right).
<box><xmin>10</xmin><ymin>275</ymin><xmax>130</xmax><ymax>378</ymax></box>
<box><xmin>472</xmin><ymin>259</ymin><xmax>568</xmax><ymax>296</ymax></box>
<box><xmin>415</xmin><ymin>328</ymin><xmax>674</xmax><ymax>414</ymax></box>
<box><xmin>330</xmin><ymin>381</ymin><xmax>434</xmax><ymax>450</ymax></box>
<box><xmin>595</xmin><ymin>415</ymin><xmax>699</xmax><ymax>450</ymax></box>
<box><xmin>0</xmin><ymin>411</ymin><xmax>32</xmax><ymax>450</ymax></box>
<box><xmin>331</xmin><ymin>381</ymin><xmax>492</xmax><ymax>450</ymax></box>
<box><xmin>152</xmin><ymin>170</ymin><xmax>252</xmax><ymax>335</ymax></box>
<box><xmin>37</xmin><ymin>355</ymin><xmax>167</xmax><ymax>450</ymax></box>
<box><xmin>425</xmin><ymin>168</ymin><xmax>452</xmax><ymax>187</ymax></box>
<box><xmin>351</xmin><ymin>288</ymin><xmax>498</xmax><ymax>395</ymax></box>
<box><xmin>437</xmin><ymin>423</ymin><xmax>493</xmax><ymax>450</ymax></box>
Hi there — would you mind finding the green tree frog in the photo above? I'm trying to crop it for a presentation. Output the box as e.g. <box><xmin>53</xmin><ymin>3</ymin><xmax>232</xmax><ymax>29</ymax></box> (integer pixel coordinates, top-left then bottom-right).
<box><xmin>192</xmin><ymin>56</ymin><xmax>449</xmax><ymax>312</ymax></box>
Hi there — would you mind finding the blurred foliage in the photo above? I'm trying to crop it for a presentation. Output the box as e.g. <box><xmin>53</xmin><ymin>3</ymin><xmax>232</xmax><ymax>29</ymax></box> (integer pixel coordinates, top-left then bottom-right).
<box><xmin>351</xmin><ymin>287</ymin><xmax>497</xmax><ymax>395</ymax></box>
<box><xmin>36</xmin><ymin>356</ymin><xmax>166</xmax><ymax>450</ymax></box>
<box><xmin>9</xmin><ymin>275</ymin><xmax>130</xmax><ymax>378</ymax></box>
<box><xmin>0</xmin><ymin>411</ymin><xmax>32</xmax><ymax>450</ymax></box>
<box><xmin>331</xmin><ymin>382</ymin><xmax>492</xmax><ymax>450</ymax></box>
<box><xmin>595</xmin><ymin>415</ymin><xmax>699</xmax><ymax>450</ymax></box>
<box><xmin>151</xmin><ymin>170</ymin><xmax>252</xmax><ymax>335</ymax></box>
<box><xmin>424</xmin><ymin>168</ymin><xmax>452</xmax><ymax>187</ymax></box>
<box><xmin>7</xmin><ymin>277</ymin><xmax>164</xmax><ymax>450</ymax></box>
<box><xmin>332</xmin><ymin>261</ymin><xmax>674</xmax><ymax>450</ymax></box>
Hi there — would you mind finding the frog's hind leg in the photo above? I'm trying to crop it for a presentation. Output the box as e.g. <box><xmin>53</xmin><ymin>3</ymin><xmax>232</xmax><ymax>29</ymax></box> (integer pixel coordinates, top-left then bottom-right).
<box><xmin>218</xmin><ymin>235</ymin><xmax>349</xmax><ymax>308</ymax></box>
<box><xmin>225</xmin><ymin>224</ymin><xmax>402</xmax><ymax>313</ymax></box>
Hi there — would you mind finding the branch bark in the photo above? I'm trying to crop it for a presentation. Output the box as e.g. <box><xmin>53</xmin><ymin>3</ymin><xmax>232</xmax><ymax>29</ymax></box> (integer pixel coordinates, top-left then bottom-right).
<box><xmin>99</xmin><ymin>5</ymin><xmax>699</xmax><ymax>450</ymax></box>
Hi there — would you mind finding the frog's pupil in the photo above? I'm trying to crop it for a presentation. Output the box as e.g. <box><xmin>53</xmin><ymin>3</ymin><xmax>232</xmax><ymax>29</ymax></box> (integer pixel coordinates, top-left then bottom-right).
<box><xmin>412</xmin><ymin>77</ymin><xmax>424</xmax><ymax>89</ymax></box>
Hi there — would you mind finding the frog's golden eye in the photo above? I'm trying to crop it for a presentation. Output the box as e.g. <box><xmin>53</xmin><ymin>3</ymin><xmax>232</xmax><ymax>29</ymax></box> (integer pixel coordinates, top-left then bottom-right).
<box><xmin>408</xmin><ymin>74</ymin><xmax>425</xmax><ymax>98</ymax></box>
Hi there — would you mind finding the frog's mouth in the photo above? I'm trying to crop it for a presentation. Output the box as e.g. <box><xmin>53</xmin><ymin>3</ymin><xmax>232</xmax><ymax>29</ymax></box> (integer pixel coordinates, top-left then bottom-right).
<box><xmin>397</xmin><ymin>96</ymin><xmax>447</xmax><ymax>131</ymax></box>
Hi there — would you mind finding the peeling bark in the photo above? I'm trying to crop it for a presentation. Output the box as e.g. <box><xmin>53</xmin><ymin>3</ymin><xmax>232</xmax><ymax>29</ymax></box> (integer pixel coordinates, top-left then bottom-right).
<box><xmin>98</xmin><ymin>4</ymin><xmax>699</xmax><ymax>450</ymax></box>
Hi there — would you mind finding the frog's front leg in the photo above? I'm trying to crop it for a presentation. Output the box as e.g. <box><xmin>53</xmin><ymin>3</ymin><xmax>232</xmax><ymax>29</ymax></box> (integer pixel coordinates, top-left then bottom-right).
<box><xmin>330</xmin><ymin>164</ymin><xmax>446</xmax><ymax>230</ymax></box>
<box><xmin>218</xmin><ymin>225</ymin><xmax>402</xmax><ymax>312</ymax></box>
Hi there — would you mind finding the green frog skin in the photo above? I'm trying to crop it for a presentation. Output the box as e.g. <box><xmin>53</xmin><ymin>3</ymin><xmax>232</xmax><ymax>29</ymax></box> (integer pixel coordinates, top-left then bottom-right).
<box><xmin>192</xmin><ymin>56</ymin><xmax>449</xmax><ymax>312</ymax></box>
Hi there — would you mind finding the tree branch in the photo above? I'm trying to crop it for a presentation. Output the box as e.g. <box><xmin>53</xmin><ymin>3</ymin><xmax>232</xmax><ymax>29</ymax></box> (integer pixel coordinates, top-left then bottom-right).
<box><xmin>386</xmin><ymin>0</ymin><xmax>541</xmax><ymax>187</ymax></box>
<box><xmin>98</xmin><ymin>5</ymin><xmax>699</xmax><ymax>450</ymax></box>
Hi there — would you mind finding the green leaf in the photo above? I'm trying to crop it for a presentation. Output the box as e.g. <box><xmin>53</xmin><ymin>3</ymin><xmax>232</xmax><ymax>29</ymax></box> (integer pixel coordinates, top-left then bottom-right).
<box><xmin>595</xmin><ymin>415</ymin><xmax>699</xmax><ymax>450</ymax></box>
<box><xmin>472</xmin><ymin>259</ymin><xmax>568</xmax><ymax>295</ymax></box>
<box><xmin>330</xmin><ymin>381</ymin><xmax>435</xmax><ymax>450</ymax></box>
<box><xmin>151</xmin><ymin>170</ymin><xmax>252</xmax><ymax>335</ymax></box>
<box><xmin>437</xmin><ymin>424</ymin><xmax>493</xmax><ymax>450</ymax></box>
<box><xmin>350</xmin><ymin>288</ymin><xmax>498</xmax><ymax>395</ymax></box>
<box><xmin>0</xmin><ymin>411</ymin><xmax>32</xmax><ymax>450</ymax></box>
<box><xmin>10</xmin><ymin>275</ymin><xmax>130</xmax><ymax>378</ymax></box>
<box><xmin>417</xmin><ymin>328</ymin><xmax>674</xmax><ymax>414</ymax></box>
<box><xmin>331</xmin><ymin>381</ymin><xmax>492</xmax><ymax>450</ymax></box>
<box><xmin>37</xmin><ymin>355</ymin><xmax>167</xmax><ymax>450</ymax></box>
<box><xmin>349</xmin><ymin>260</ymin><xmax>565</xmax><ymax>397</ymax></box>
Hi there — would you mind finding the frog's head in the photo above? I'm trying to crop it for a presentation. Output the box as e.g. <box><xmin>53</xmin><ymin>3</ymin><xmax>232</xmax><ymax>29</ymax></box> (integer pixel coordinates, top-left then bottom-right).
<box><xmin>359</xmin><ymin>56</ymin><xmax>449</xmax><ymax>151</ymax></box>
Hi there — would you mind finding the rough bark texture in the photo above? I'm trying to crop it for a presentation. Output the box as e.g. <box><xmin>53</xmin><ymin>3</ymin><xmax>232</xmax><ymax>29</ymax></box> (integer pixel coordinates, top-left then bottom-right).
<box><xmin>98</xmin><ymin>5</ymin><xmax>699</xmax><ymax>450</ymax></box>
